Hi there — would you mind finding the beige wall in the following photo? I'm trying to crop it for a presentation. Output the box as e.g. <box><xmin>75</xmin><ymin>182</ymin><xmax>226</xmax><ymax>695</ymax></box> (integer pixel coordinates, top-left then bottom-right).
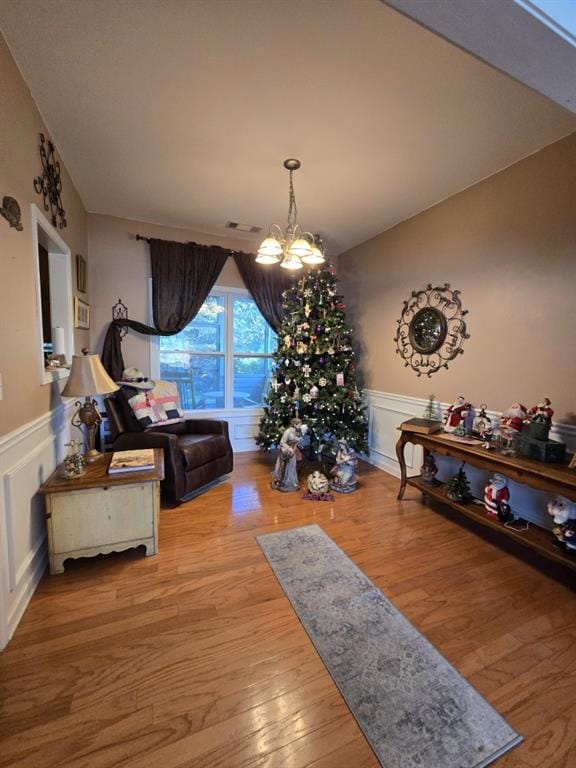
<box><xmin>0</xmin><ymin>34</ymin><xmax>89</xmax><ymax>437</ymax></box>
<box><xmin>88</xmin><ymin>214</ymin><xmax>257</xmax><ymax>376</ymax></box>
<box><xmin>338</xmin><ymin>132</ymin><xmax>576</xmax><ymax>423</ymax></box>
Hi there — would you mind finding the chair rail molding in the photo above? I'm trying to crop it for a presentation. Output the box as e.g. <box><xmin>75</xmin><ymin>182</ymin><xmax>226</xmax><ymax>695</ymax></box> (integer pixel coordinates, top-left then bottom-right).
<box><xmin>363</xmin><ymin>389</ymin><xmax>576</xmax><ymax>531</ymax></box>
<box><xmin>0</xmin><ymin>400</ymin><xmax>74</xmax><ymax>649</ymax></box>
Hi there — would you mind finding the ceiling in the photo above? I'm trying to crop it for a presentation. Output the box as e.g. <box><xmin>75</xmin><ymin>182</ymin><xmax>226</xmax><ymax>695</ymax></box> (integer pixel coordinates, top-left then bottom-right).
<box><xmin>1</xmin><ymin>0</ymin><xmax>575</xmax><ymax>254</ymax></box>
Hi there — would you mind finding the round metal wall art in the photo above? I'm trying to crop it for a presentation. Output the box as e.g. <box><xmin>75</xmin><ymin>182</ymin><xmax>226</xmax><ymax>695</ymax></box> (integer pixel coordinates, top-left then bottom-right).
<box><xmin>394</xmin><ymin>283</ymin><xmax>469</xmax><ymax>377</ymax></box>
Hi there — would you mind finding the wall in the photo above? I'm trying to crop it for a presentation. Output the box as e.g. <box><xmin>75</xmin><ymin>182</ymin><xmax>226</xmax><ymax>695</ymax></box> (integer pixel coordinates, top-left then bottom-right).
<box><xmin>0</xmin><ymin>33</ymin><xmax>90</xmax><ymax>435</ymax></box>
<box><xmin>339</xmin><ymin>132</ymin><xmax>576</xmax><ymax>421</ymax></box>
<box><xmin>88</xmin><ymin>213</ymin><xmax>264</xmax><ymax>451</ymax></box>
<box><xmin>338</xmin><ymin>133</ymin><xmax>576</xmax><ymax>529</ymax></box>
<box><xmin>0</xmin><ymin>33</ymin><xmax>89</xmax><ymax>647</ymax></box>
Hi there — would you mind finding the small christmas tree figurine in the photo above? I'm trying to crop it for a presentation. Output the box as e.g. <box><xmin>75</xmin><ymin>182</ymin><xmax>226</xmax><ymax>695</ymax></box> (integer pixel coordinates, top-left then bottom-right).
<box><xmin>445</xmin><ymin>462</ymin><xmax>473</xmax><ymax>503</ymax></box>
<box><xmin>422</xmin><ymin>394</ymin><xmax>438</xmax><ymax>422</ymax></box>
<box><xmin>256</xmin><ymin>263</ymin><xmax>368</xmax><ymax>460</ymax></box>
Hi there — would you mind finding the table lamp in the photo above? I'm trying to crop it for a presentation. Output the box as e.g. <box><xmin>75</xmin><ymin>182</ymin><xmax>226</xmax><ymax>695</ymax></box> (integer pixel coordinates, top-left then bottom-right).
<box><xmin>61</xmin><ymin>349</ymin><xmax>119</xmax><ymax>462</ymax></box>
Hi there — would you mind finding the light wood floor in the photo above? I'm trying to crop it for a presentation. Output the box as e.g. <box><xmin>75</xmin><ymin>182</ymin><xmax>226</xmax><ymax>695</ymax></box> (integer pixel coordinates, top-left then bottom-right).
<box><xmin>1</xmin><ymin>453</ymin><xmax>575</xmax><ymax>768</ymax></box>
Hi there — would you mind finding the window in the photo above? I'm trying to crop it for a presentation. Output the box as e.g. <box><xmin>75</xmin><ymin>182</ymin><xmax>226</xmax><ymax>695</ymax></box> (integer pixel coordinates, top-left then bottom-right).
<box><xmin>158</xmin><ymin>288</ymin><xmax>276</xmax><ymax>410</ymax></box>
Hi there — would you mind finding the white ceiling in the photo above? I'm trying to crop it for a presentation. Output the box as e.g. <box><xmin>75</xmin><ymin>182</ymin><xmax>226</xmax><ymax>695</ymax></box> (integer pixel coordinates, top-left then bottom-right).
<box><xmin>1</xmin><ymin>0</ymin><xmax>575</xmax><ymax>254</ymax></box>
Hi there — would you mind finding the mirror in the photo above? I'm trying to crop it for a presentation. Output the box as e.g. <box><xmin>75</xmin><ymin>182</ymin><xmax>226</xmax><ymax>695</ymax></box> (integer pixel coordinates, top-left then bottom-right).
<box><xmin>409</xmin><ymin>307</ymin><xmax>447</xmax><ymax>354</ymax></box>
<box><xmin>394</xmin><ymin>283</ymin><xmax>470</xmax><ymax>377</ymax></box>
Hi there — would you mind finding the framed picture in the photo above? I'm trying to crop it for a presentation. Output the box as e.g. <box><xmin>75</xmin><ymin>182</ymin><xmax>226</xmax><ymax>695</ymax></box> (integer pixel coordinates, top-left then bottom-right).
<box><xmin>76</xmin><ymin>254</ymin><xmax>87</xmax><ymax>293</ymax></box>
<box><xmin>74</xmin><ymin>297</ymin><xmax>90</xmax><ymax>329</ymax></box>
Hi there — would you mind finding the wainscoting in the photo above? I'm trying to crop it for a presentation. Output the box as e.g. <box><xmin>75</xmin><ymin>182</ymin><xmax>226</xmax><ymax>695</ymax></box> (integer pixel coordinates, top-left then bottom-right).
<box><xmin>0</xmin><ymin>402</ymin><xmax>72</xmax><ymax>649</ymax></box>
<box><xmin>364</xmin><ymin>389</ymin><xmax>576</xmax><ymax>531</ymax></box>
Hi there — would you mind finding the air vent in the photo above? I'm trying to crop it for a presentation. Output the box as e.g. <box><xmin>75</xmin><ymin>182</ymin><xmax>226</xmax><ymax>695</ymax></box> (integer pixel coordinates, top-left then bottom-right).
<box><xmin>225</xmin><ymin>221</ymin><xmax>262</xmax><ymax>234</ymax></box>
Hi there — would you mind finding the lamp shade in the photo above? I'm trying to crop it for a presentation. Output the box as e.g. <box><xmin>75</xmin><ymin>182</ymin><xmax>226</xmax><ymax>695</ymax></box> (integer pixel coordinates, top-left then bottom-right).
<box><xmin>61</xmin><ymin>353</ymin><xmax>119</xmax><ymax>397</ymax></box>
<box><xmin>280</xmin><ymin>252</ymin><xmax>304</xmax><ymax>271</ymax></box>
<box><xmin>301</xmin><ymin>244</ymin><xmax>325</xmax><ymax>265</ymax></box>
<box><xmin>287</xmin><ymin>238</ymin><xmax>314</xmax><ymax>258</ymax></box>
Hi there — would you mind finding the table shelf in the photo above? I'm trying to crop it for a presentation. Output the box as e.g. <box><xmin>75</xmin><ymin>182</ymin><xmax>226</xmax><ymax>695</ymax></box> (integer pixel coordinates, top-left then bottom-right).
<box><xmin>407</xmin><ymin>476</ymin><xmax>576</xmax><ymax>572</ymax></box>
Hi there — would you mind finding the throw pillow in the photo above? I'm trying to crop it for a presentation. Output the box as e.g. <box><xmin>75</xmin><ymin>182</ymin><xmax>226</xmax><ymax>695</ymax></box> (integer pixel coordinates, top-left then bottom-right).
<box><xmin>128</xmin><ymin>380</ymin><xmax>185</xmax><ymax>430</ymax></box>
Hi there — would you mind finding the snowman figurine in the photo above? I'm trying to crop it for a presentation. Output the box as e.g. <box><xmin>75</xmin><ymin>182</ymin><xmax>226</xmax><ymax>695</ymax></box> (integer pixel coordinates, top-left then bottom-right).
<box><xmin>547</xmin><ymin>496</ymin><xmax>576</xmax><ymax>552</ymax></box>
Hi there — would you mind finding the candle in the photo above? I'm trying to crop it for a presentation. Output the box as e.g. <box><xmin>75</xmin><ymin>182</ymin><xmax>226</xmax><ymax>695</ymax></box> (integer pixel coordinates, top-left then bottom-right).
<box><xmin>53</xmin><ymin>326</ymin><xmax>65</xmax><ymax>357</ymax></box>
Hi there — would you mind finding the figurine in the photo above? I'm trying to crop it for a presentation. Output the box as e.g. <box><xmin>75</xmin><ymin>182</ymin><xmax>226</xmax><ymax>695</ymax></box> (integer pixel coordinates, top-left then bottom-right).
<box><xmin>307</xmin><ymin>470</ymin><xmax>330</xmax><ymax>494</ymax></box>
<box><xmin>62</xmin><ymin>439</ymin><xmax>85</xmax><ymax>478</ymax></box>
<box><xmin>271</xmin><ymin>418</ymin><xmax>308</xmax><ymax>492</ymax></box>
<box><xmin>500</xmin><ymin>403</ymin><xmax>528</xmax><ymax>433</ymax></box>
<box><xmin>472</xmin><ymin>404</ymin><xmax>491</xmax><ymax>439</ymax></box>
<box><xmin>500</xmin><ymin>403</ymin><xmax>527</xmax><ymax>457</ymax></box>
<box><xmin>445</xmin><ymin>463</ymin><xmax>473</xmax><ymax>503</ymax></box>
<box><xmin>484</xmin><ymin>473</ymin><xmax>511</xmax><ymax>520</ymax></box>
<box><xmin>421</xmin><ymin>454</ymin><xmax>439</xmax><ymax>485</ymax></box>
<box><xmin>528</xmin><ymin>397</ymin><xmax>554</xmax><ymax>441</ymax></box>
<box><xmin>302</xmin><ymin>470</ymin><xmax>334</xmax><ymax>501</ymax></box>
<box><xmin>547</xmin><ymin>496</ymin><xmax>576</xmax><ymax>552</ymax></box>
<box><xmin>444</xmin><ymin>395</ymin><xmax>471</xmax><ymax>433</ymax></box>
<box><xmin>329</xmin><ymin>438</ymin><xmax>358</xmax><ymax>493</ymax></box>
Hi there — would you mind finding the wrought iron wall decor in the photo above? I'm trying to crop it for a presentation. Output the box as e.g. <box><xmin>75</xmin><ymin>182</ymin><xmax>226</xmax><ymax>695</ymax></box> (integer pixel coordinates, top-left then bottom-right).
<box><xmin>0</xmin><ymin>196</ymin><xmax>23</xmax><ymax>231</ymax></box>
<box><xmin>394</xmin><ymin>283</ymin><xmax>469</xmax><ymax>377</ymax></box>
<box><xmin>112</xmin><ymin>298</ymin><xmax>129</xmax><ymax>339</ymax></box>
<box><xmin>33</xmin><ymin>134</ymin><xmax>67</xmax><ymax>229</ymax></box>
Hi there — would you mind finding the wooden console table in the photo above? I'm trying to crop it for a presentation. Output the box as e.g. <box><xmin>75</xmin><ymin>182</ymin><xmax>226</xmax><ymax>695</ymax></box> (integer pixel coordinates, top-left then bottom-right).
<box><xmin>39</xmin><ymin>449</ymin><xmax>164</xmax><ymax>574</ymax></box>
<box><xmin>396</xmin><ymin>429</ymin><xmax>576</xmax><ymax>571</ymax></box>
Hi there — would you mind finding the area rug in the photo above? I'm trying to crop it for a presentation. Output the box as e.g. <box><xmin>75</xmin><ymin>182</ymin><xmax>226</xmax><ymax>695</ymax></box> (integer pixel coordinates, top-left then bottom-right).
<box><xmin>256</xmin><ymin>524</ymin><xmax>521</xmax><ymax>768</ymax></box>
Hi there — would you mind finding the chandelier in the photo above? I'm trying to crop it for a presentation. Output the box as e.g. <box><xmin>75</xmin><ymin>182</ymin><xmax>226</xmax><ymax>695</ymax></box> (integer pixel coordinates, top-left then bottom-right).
<box><xmin>256</xmin><ymin>158</ymin><xmax>325</xmax><ymax>270</ymax></box>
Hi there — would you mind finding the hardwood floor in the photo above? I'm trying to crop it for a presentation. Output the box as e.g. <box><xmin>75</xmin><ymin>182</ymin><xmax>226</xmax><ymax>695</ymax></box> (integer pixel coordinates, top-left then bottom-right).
<box><xmin>1</xmin><ymin>452</ymin><xmax>575</xmax><ymax>767</ymax></box>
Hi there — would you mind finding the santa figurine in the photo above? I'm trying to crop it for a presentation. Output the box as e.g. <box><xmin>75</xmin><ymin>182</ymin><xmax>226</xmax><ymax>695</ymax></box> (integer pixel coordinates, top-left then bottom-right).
<box><xmin>484</xmin><ymin>473</ymin><xmax>511</xmax><ymax>519</ymax></box>
<box><xmin>500</xmin><ymin>403</ymin><xmax>528</xmax><ymax>433</ymax></box>
<box><xmin>530</xmin><ymin>397</ymin><xmax>554</xmax><ymax>424</ymax></box>
<box><xmin>444</xmin><ymin>395</ymin><xmax>471</xmax><ymax>433</ymax></box>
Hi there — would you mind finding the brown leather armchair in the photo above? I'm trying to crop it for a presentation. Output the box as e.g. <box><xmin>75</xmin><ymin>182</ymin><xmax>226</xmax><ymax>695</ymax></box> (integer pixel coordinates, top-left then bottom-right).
<box><xmin>105</xmin><ymin>391</ymin><xmax>233</xmax><ymax>505</ymax></box>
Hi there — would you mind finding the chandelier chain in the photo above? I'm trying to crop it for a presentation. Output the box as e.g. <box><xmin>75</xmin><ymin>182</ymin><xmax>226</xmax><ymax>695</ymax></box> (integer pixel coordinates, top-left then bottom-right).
<box><xmin>287</xmin><ymin>169</ymin><xmax>298</xmax><ymax>232</ymax></box>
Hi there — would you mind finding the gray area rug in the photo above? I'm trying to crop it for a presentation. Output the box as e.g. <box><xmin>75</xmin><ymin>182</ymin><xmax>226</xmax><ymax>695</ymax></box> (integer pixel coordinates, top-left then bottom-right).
<box><xmin>256</xmin><ymin>524</ymin><xmax>521</xmax><ymax>768</ymax></box>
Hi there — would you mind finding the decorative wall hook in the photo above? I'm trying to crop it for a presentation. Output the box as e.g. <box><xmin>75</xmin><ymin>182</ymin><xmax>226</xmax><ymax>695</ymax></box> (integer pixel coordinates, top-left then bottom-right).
<box><xmin>0</xmin><ymin>196</ymin><xmax>23</xmax><ymax>231</ymax></box>
<box><xmin>112</xmin><ymin>299</ymin><xmax>129</xmax><ymax>338</ymax></box>
<box><xmin>33</xmin><ymin>134</ymin><xmax>67</xmax><ymax>229</ymax></box>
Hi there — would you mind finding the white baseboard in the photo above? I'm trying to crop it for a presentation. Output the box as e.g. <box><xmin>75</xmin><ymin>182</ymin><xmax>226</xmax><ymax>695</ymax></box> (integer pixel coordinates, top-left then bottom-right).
<box><xmin>363</xmin><ymin>390</ymin><xmax>575</xmax><ymax>531</ymax></box>
<box><xmin>0</xmin><ymin>401</ymin><xmax>73</xmax><ymax>649</ymax></box>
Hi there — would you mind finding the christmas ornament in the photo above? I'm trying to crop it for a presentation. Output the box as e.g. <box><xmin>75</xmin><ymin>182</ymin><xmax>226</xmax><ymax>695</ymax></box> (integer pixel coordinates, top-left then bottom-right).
<box><xmin>302</xmin><ymin>364</ymin><xmax>311</xmax><ymax>377</ymax></box>
<box><xmin>310</xmin><ymin>385</ymin><xmax>319</xmax><ymax>399</ymax></box>
<box><xmin>302</xmin><ymin>393</ymin><xmax>311</xmax><ymax>403</ymax></box>
<box><xmin>327</xmin><ymin>346</ymin><xmax>335</xmax><ymax>355</ymax></box>
<box><xmin>336</xmin><ymin>372</ymin><xmax>344</xmax><ymax>387</ymax></box>
<box><xmin>283</xmin><ymin>334</ymin><xmax>291</xmax><ymax>346</ymax></box>
<box><xmin>318</xmin><ymin>377</ymin><xmax>327</xmax><ymax>386</ymax></box>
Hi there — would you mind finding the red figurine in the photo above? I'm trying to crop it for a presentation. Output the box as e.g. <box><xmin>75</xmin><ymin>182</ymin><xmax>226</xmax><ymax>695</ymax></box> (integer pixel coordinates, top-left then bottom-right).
<box><xmin>444</xmin><ymin>394</ymin><xmax>471</xmax><ymax>433</ymax></box>
<box><xmin>484</xmin><ymin>474</ymin><xmax>511</xmax><ymax>519</ymax></box>
<box><xmin>500</xmin><ymin>403</ymin><xmax>528</xmax><ymax>433</ymax></box>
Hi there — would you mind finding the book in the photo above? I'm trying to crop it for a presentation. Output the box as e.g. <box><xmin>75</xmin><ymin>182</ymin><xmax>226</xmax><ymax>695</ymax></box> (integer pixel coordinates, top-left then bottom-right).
<box><xmin>108</xmin><ymin>449</ymin><xmax>155</xmax><ymax>474</ymax></box>
<box><xmin>399</xmin><ymin>418</ymin><xmax>443</xmax><ymax>434</ymax></box>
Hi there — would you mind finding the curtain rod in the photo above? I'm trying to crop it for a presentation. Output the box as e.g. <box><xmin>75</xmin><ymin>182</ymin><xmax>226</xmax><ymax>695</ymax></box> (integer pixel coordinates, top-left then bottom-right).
<box><xmin>135</xmin><ymin>233</ymin><xmax>253</xmax><ymax>257</ymax></box>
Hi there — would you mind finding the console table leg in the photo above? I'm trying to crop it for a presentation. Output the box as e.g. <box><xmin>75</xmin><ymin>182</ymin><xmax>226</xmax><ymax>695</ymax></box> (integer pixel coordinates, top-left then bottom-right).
<box><xmin>396</xmin><ymin>434</ymin><xmax>409</xmax><ymax>500</ymax></box>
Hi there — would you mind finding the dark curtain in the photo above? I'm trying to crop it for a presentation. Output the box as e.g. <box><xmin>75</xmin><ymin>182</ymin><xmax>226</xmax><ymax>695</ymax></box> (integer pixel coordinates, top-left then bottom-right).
<box><xmin>232</xmin><ymin>251</ymin><xmax>292</xmax><ymax>332</ymax></box>
<box><xmin>101</xmin><ymin>239</ymin><xmax>229</xmax><ymax>380</ymax></box>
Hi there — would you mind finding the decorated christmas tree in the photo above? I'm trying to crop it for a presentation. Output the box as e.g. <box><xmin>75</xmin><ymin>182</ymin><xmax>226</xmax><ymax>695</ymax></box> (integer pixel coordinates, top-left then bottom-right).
<box><xmin>445</xmin><ymin>462</ymin><xmax>473</xmax><ymax>503</ymax></box>
<box><xmin>256</xmin><ymin>263</ymin><xmax>368</xmax><ymax>459</ymax></box>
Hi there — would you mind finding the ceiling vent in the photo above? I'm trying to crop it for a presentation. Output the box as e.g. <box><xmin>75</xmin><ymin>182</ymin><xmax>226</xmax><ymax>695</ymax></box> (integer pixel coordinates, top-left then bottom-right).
<box><xmin>225</xmin><ymin>221</ymin><xmax>262</xmax><ymax>234</ymax></box>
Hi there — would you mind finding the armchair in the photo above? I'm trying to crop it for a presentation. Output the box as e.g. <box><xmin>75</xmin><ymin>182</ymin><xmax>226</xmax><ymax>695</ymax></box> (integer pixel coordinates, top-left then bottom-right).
<box><xmin>105</xmin><ymin>391</ymin><xmax>233</xmax><ymax>505</ymax></box>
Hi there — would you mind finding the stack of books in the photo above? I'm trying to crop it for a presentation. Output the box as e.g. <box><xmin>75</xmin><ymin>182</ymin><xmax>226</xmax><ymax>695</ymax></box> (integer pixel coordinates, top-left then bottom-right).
<box><xmin>108</xmin><ymin>449</ymin><xmax>155</xmax><ymax>474</ymax></box>
<box><xmin>399</xmin><ymin>418</ymin><xmax>443</xmax><ymax>434</ymax></box>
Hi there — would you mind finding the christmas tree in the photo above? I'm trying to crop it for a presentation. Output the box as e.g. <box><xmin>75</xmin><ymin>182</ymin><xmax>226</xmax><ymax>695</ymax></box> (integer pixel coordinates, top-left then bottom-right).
<box><xmin>256</xmin><ymin>263</ymin><xmax>368</xmax><ymax>460</ymax></box>
<box><xmin>445</xmin><ymin>462</ymin><xmax>473</xmax><ymax>503</ymax></box>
